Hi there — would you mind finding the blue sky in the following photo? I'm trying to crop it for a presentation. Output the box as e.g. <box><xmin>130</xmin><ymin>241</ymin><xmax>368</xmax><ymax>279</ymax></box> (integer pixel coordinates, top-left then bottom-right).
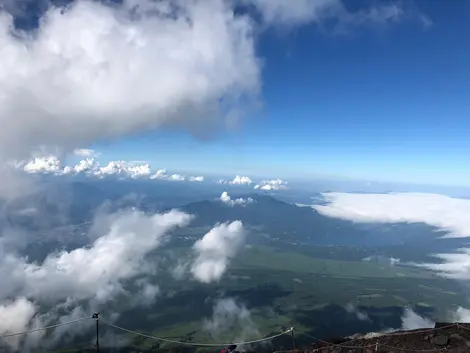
<box><xmin>91</xmin><ymin>0</ymin><xmax>470</xmax><ymax>187</ymax></box>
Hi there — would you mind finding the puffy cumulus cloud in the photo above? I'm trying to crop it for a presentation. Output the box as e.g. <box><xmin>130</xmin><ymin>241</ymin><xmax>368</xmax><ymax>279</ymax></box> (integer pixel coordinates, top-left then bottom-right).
<box><xmin>15</xmin><ymin>154</ymin><xmax>206</xmax><ymax>182</ymax></box>
<box><xmin>254</xmin><ymin>179</ymin><xmax>288</xmax><ymax>191</ymax></box>
<box><xmin>400</xmin><ymin>308</ymin><xmax>434</xmax><ymax>330</ymax></box>
<box><xmin>65</xmin><ymin>158</ymin><xmax>99</xmax><ymax>175</ymax></box>
<box><xmin>189</xmin><ymin>175</ymin><xmax>204</xmax><ymax>182</ymax></box>
<box><xmin>94</xmin><ymin>160</ymin><xmax>151</xmax><ymax>179</ymax></box>
<box><xmin>314</xmin><ymin>192</ymin><xmax>470</xmax><ymax>238</ymax></box>
<box><xmin>453</xmin><ymin>307</ymin><xmax>470</xmax><ymax>323</ymax></box>
<box><xmin>150</xmin><ymin>168</ymin><xmax>204</xmax><ymax>182</ymax></box>
<box><xmin>218</xmin><ymin>175</ymin><xmax>253</xmax><ymax>185</ymax></box>
<box><xmin>204</xmin><ymin>297</ymin><xmax>258</xmax><ymax>343</ymax></box>
<box><xmin>191</xmin><ymin>221</ymin><xmax>246</xmax><ymax>283</ymax></box>
<box><xmin>219</xmin><ymin>191</ymin><xmax>254</xmax><ymax>206</ymax></box>
<box><xmin>22</xmin><ymin>155</ymin><xmax>63</xmax><ymax>175</ymax></box>
<box><xmin>0</xmin><ymin>0</ymin><xmax>261</xmax><ymax>163</ymax></box>
<box><xmin>231</xmin><ymin>175</ymin><xmax>253</xmax><ymax>185</ymax></box>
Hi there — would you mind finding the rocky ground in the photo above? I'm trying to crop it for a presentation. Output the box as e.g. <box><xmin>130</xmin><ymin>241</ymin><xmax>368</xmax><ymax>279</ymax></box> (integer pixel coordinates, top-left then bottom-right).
<box><xmin>290</xmin><ymin>323</ymin><xmax>470</xmax><ymax>353</ymax></box>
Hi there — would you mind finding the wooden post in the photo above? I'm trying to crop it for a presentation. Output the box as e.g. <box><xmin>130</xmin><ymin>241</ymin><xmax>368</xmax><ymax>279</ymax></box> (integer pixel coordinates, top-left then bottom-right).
<box><xmin>92</xmin><ymin>313</ymin><xmax>100</xmax><ymax>353</ymax></box>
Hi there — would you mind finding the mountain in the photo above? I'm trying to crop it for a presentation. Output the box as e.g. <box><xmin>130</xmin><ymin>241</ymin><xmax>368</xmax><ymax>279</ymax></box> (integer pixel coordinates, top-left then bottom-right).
<box><xmin>177</xmin><ymin>194</ymin><xmax>467</xmax><ymax>252</ymax></box>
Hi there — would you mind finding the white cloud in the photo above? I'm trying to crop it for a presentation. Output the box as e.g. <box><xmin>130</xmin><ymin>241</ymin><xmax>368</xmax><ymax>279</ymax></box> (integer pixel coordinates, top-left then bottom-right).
<box><xmin>94</xmin><ymin>160</ymin><xmax>148</xmax><ymax>178</ymax></box>
<box><xmin>314</xmin><ymin>192</ymin><xmax>470</xmax><ymax>238</ymax></box>
<box><xmin>400</xmin><ymin>308</ymin><xmax>434</xmax><ymax>330</ymax></box>
<box><xmin>218</xmin><ymin>175</ymin><xmax>253</xmax><ymax>185</ymax></box>
<box><xmin>0</xmin><ymin>0</ymin><xmax>261</xmax><ymax>163</ymax></box>
<box><xmin>416</xmin><ymin>248</ymin><xmax>470</xmax><ymax>280</ymax></box>
<box><xmin>453</xmin><ymin>307</ymin><xmax>470</xmax><ymax>323</ymax></box>
<box><xmin>345</xmin><ymin>303</ymin><xmax>370</xmax><ymax>322</ymax></box>
<box><xmin>0</xmin><ymin>208</ymin><xmax>193</xmax><ymax>348</ymax></box>
<box><xmin>231</xmin><ymin>175</ymin><xmax>253</xmax><ymax>185</ymax></box>
<box><xmin>169</xmin><ymin>174</ymin><xmax>185</xmax><ymax>181</ymax></box>
<box><xmin>314</xmin><ymin>192</ymin><xmax>470</xmax><ymax>280</ymax></box>
<box><xmin>73</xmin><ymin>149</ymin><xmax>100</xmax><ymax>158</ymax></box>
<box><xmin>21</xmin><ymin>209</ymin><xmax>191</xmax><ymax>303</ymax></box>
<box><xmin>23</xmin><ymin>155</ymin><xmax>63</xmax><ymax>175</ymax></box>
<box><xmin>204</xmin><ymin>297</ymin><xmax>258</xmax><ymax>342</ymax></box>
<box><xmin>362</xmin><ymin>255</ymin><xmax>401</xmax><ymax>267</ymax></box>
<box><xmin>0</xmin><ymin>298</ymin><xmax>40</xmax><ymax>350</ymax></box>
<box><xmin>16</xmin><ymin>154</ymin><xmax>206</xmax><ymax>182</ymax></box>
<box><xmin>150</xmin><ymin>169</ymin><xmax>168</xmax><ymax>180</ymax></box>
<box><xmin>246</xmin><ymin>0</ymin><xmax>406</xmax><ymax>28</ymax></box>
<box><xmin>254</xmin><ymin>179</ymin><xmax>288</xmax><ymax>190</ymax></box>
<box><xmin>191</xmin><ymin>221</ymin><xmax>246</xmax><ymax>283</ymax></box>
<box><xmin>133</xmin><ymin>278</ymin><xmax>160</xmax><ymax>307</ymax></box>
<box><xmin>189</xmin><ymin>176</ymin><xmax>204</xmax><ymax>182</ymax></box>
<box><xmin>219</xmin><ymin>191</ymin><xmax>253</xmax><ymax>206</ymax></box>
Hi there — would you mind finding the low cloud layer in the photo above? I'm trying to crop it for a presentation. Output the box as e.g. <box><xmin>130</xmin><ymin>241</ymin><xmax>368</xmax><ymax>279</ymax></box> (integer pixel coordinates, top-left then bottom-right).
<box><xmin>314</xmin><ymin>192</ymin><xmax>470</xmax><ymax>280</ymax></box>
<box><xmin>314</xmin><ymin>192</ymin><xmax>470</xmax><ymax>238</ymax></box>
<box><xmin>416</xmin><ymin>248</ymin><xmax>470</xmax><ymax>280</ymax></box>
<box><xmin>191</xmin><ymin>221</ymin><xmax>246</xmax><ymax>283</ymax></box>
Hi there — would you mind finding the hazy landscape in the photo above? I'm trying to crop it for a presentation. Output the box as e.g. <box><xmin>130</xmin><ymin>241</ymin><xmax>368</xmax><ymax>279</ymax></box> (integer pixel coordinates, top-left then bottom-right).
<box><xmin>2</xmin><ymin>179</ymin><xmax>469</xmax><ymax>352</ymax></box>
<box><xmin>0</xmin><ymin>0</ymin><xmax>469</xmax><ymax>352</ymax></box>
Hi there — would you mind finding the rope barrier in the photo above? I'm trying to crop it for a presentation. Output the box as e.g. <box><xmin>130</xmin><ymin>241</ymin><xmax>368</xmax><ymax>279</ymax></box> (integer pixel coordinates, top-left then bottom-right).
<box><xmin>1</xmin><ymin>312</ymin><xmax>469</xmax><ymax>352</ymax></box>
<box><xmin>297</xmin><ymin>331</ymin><xmax>377</xmax><ymax>349</ymax></box>
<box><xmin>0</xmin><ymin>316</ymin><xmax>92</xmax><ymax>339</ymax></box>
<box><xmin>100</xmin><ymin>320</ymin><xmax>292</xmax><ymax>347</ymax></box>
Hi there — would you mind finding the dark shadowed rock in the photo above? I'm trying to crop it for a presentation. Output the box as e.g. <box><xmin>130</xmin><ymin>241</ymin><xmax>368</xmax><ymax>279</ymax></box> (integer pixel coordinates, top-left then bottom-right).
<box><xmin>431</xmin><ymin>335</ymin><xmax>449</xmax><ymax>346</ymax></box>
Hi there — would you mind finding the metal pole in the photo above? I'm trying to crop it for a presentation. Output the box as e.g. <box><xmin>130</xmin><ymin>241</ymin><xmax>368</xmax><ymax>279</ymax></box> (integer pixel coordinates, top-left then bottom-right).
<box><xmin>290</xmin><ymin>327</ymin><xmax>296</xmax><ymax>352</ymax></box>
<box><xmin>92</xmin><ymin>313</ymin><xmax>100</xmax><ymax>353</ymax></box>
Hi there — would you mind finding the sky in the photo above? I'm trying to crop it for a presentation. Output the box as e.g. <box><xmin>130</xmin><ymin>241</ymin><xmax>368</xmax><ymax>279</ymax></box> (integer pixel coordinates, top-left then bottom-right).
<box><xmin>81</xmin><ymin>0</ymin><xmax>470</xmax><ymax>187</ymax></box>
<box><xmin>0</xmin><ymin>0</ymin><xmax>469</xmax><ymax>190</ymax></box>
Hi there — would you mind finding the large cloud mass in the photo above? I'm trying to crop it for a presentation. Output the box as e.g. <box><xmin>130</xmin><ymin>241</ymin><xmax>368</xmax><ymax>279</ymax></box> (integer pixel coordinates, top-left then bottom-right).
<box><xmin>0</xmin><ymin>0</ymin><xmax>261</xmax><ymax>161</ymax></box>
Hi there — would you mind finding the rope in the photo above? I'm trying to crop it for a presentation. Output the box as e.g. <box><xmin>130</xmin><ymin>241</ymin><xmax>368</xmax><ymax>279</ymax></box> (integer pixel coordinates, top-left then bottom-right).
<box><xmin>101</xmin><ymin>320</ymin><xmax>292</xmax><ymax>347</ymax></box>
<box><xmin>0</xmin><ymin>316</ymin><xmax>92</xmax><ymax>339</ymax></box>
<box><xmin>298</xmin><ymin>331</ymin><xmax>377</xmax><ymax>349</ymax></box>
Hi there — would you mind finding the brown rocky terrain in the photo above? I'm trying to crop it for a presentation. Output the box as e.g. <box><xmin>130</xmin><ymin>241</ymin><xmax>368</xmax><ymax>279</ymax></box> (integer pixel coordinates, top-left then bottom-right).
<box><xmin>282</xmin><ymin>323</ymin><xmax>470</xmax><ymax>353</ymax></box>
